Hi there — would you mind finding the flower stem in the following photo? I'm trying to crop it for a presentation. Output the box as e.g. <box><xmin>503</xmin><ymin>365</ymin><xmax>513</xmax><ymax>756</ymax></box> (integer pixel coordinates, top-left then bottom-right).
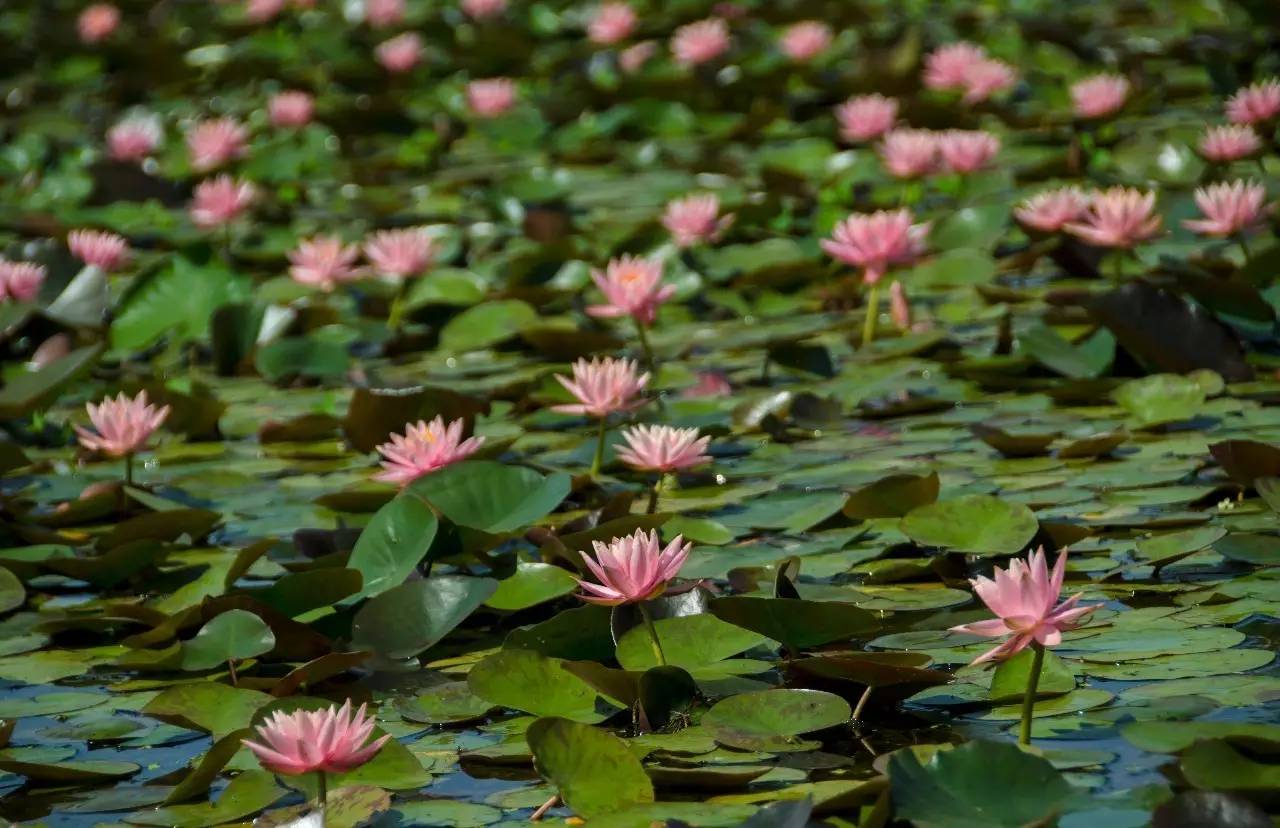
<box><xmin>646</xmin><ymin>473</ymin><xmax>665</xmax><ymax>514</ymax></box>
<box><xmin>1019</xmin><ymin>642</ymin><xmax>1046</xmax><ymax>746</ymax></box>
<box><xmin>315</xmin><ymin>769</ymin><xmax>327</xmax><ymax>823</ymax></box>
<box><xmin>387</xmin><ymin>280</ymin><xmax>410</xmax><ymax>331</ymax></box>
<box><xmin>124</xmin><ymin>453</ymin><xmax>134</xmax><ymax>488</ymax></box>
<box><xmin>227</xmin><ymin>658</ymin><xmax>238</xmax><ymax>686</ymax></box>
<box><xmin>861</xmin><ymin>282</ymin><xmax>880</xmax><ymax>349</ymax></box>
<box><xmin>1238</xmin><ymin>233</ymin><xmax>1251</xmax><ymax>261</ymax></box>
<box><xmin>635</xmin><ymin>318</ymin><xmax>656</xmax><ymax>373</ymax></box>
<box><xmin>637</xmin><ymin>602</ymin><xmax>667</xmax><ymax>666</ymax></box>
<box><xmin>590</xmin><ymin>417</ymin><xmax>607</xmax><ymax>478</ymax></box>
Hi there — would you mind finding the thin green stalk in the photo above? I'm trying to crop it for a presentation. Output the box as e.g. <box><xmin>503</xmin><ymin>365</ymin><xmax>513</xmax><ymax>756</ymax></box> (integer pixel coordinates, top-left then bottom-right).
<box><xmin>590</xmin><ymin>417</ymin><xmax>608</xmax><ymax>477</ymax></box>
<box><xmin>861</xmin><ymin>282</ymin><xmax>881</xmax><ymax>348</ymax></box>
<box><xmin>1019</xmin><ymin>643</ymin><xmax>1046</xmax><ymax>746</ymax></box>
<box><xmin>315</xmin><ymin>770</ymin><xmax>328</xmax><ymax>824</ymax></box>
<box><xmin>637</xmin><ymin>602</ymin><xmax>667</xmax><ymax>666</ymax></box>
<box><xmin>646</xmin><ymin>473</ymin><xmax>665</xmax><ymax>514</ymax></box>
<box><xmin>635</xmin><ymin>319</ymin><xmax>656</xmax><ymax>372</ymax></box>
<box><xmin>387</xmin><ymin>280</ymin><xmax>410</xmax><ymax>331</ymax></box>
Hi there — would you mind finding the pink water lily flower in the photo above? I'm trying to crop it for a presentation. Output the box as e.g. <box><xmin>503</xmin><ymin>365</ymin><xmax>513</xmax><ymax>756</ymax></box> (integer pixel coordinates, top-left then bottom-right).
<box><xmin>923</xmin><ymin>42</ymin><xmax>987</xmax><ymax>90</ymax></box>
<box><xmin>68</xmin><ymin>229</ymin><xmax>130</xmax><ymax>271</ymax></box>
<box><xmin>363</xmin><ymin>0</ymin><xmax>404</xmax><ymax>27</ymax></box>
<box><xmin>245</xmin><ymin>0</ymin><xmax>285</xmax><ymax>23</ymax></box>
<box><xmin>779</xmin><ymin>21</ymin><xmax>831</xmax><ymax>62</ymax></box>
<box><xmin>0</xmin><ymin>259</ymin><xmax>47</xmax><ymax>303</ymax></box>
<box><xmin>190</xmin><ymin>176</ymin><xmax>256</xmax><ymax>228</ymax></box>
<box><xmin>107</xmin><ymin>114</ymin><xmax>162</xmax><ymax>162</ymax></box>
<box><xmin>466</xmin><ymin>79</ymin><xmax>516</xmax><ymax>118</ymax></box>
<box><xmin>889</xmin><ymin>281</ymin><xmax>912</xmax><ymax>331</ymax></box>
<box><xmin>554</xmin><ymin>357</ymin><xmax>649</xmax><ymax>417</ymax></box>
<box><xmin>662</xmin><ymin>193</ymin><xmax>734</xmax><ymax>248</ymax></box>
<box><xmin>671</xmin><ymin>18</ymin><xmax>730</xmax><ymax>67</ymax></box>
<box><xmin>374</xmin><ymin>416</ymin><xmax>485</xmax><ymax>486</ymax></box>
<box><xmin>269</xmin><ymin>91</ymin><xmax>314</xmax><ymax>128</ymax></box>
<box><xmin>461</xmin><ymin>0</ymin><xmax>506</xmax><ymax>20</ymax></box>
<box><xmin>879</xmin><ymin>129</ymin><xmax>939</xmax><ymax>179</ymax></box>
<box><xmin>1183</xmin><ymin>180</ymin><xmax>1269</xmax><ymax>238</ymax></box>
<box><xmin>616</xmin><ymin>425</ymin><xmax>710</xmax><ymax>473</ymax></box>
<box><xmin>288</xmin><ymin>235</ymin><xmax>361</xmax><ymax>291</ymax></box>
<box><xmin>75</xmin><ymin>391</ymin><xmax>170</xmax><ymax>457</ymax></box>
<box><xmin>1014</xmin><ymin>186</ymin><xmax>1092</xmax><ymax>233</ymax></box>
<box><xmin>619</xmin><ymin>41</ymin><xmax>657</xmax><ymax>73</ymax></box>
<box><xmin>576</xmin><ymin>529</ymin><xmax>692</xmax><ymax>605</ymax></box>
<box><xmin>681</xmin><ymin>371</ymin><xmax>732</xmax><ymax>399</ymax></box>
<box><xmin>1226</xmin><ymin>78</ymin><xmax>1280</xmax><ymax>125</ymax></box>
<box><xmin>961</xmin><ymin>58</ymin><xmax>1018</xmax><ymax>104</ymax></box>
<box><xmin>588</xmin><ymin>2</ymin><xmax>636</xmax><ymax>45</ymax></box>
<box><xmin>364</xmin><ymin>227</ymin><xmax>434</xmax><ymax>279</ymax></box>
<box><xmin>1071</xmin><ymin>73</ymin><xmax>1130</xmax><ymax>120</ymax></box>
<box><xmin>186</xmin><ymin>118</ymin><xmax>249</xmax><ymax>172</ymax></box>
<box><xmin>1198</xmin><ymin>125</ymin><xmax>1262</xmax><ymax>163</ymax></box>
<box><xmin>1064</xmin><ymin>187</ymin><xmax>1161</xmax><ymax>249</ymax></box>
<box><xmin>823</xmin><ymin>209</ymin><xmax>930</xmax><ymax>285</ymax></box>
<box><xmin>588</xmin><ymin>255</ymin><xmax>674</xmax><ymax>325</ymax></box>
<box><xmin>243</xmin><ymin>701</ymin><xmax>390</xmax><ymax>776</ymax></box>
<box><xmin>937</xmin><ymin>129</ymin><xmax>1000</xmax><ymax>174</ymax></box>
<box><xmin>835</xmin><ymin>94</ymin><xmax>897</xmax><ymax>143</ymax></box>
<box><xmin>376</xmin><ymin>32</ymin><xmax>422</xmax><ymax>73</ymax></box>
<box><xmin>78</xmin><ymin>3</ymin><xmax>120</xmax><ymax>43</ymax></box>
<box><xmin>950</xmin><ymin>547</ymin><xmax>1097</xmax><ymax>665</ymax></box>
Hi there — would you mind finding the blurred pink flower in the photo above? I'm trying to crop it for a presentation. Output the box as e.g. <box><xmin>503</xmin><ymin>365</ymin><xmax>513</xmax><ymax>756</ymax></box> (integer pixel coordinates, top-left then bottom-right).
<box><xmin>269</xmin><ymin>91</ymin><xmax>314</xmax><ymax>128</ymax></box>
<box><xmin>376</xmin><ymin>32</ymin><xmax>422</xmax><ymax>73</ymax></box>
<box><xmin>576</xmin><ymin>529</ymin><xmax>691</xmax><ymax>605</ymax></box>
<box><xmin>1071</xmin><ymin>73</ymin><xmax>1129</xmax><ymax>119</ymax></box>
<box><xmin>588</xmin><ymin>2</ymin><xmax>636</xmax><ymax>45</ymax></box>
<box><xmin>962</xmin><ymin>58</ymin><xmax>1018</xmax><ymax>103</ymax></box>
<box><xmin>78</xmin><ymin>3</ymin><xmax>120</xmax><ymax>43</ymax></box>
<box><xmin>186</xmin><ymin>118</ymin><xmax>248</xmax><ymax>172</ymax></box>
<box><xmin>779</xmin><ymin>21</ymin><xmax>831</xmax><ymax>62</ymax></box>
<box><xmin>245</xmin><ymin>0</ymin><xmax>286</xmax><ymax>22</ymax></box>
<box><xmin>937</xmin><ymin>129</ymin><xmax>1000</xmax><ymax>173</ymax></box>
<box><xmin>922</xmin><ymin>41</ymin><xmax>986</xmax><ymax>90</ymax></box>
<box><xmin>949</xmin><ymin>547</ymin><xmax>1096</xmax><ymax>665</ymax></box>
<box><xmin>681</xmin><ymin>371</ymin><xmax>732</xmax><ymax>398</ymax></box>
<box><xmin>835</xmin><ymin>94</ymin><xmax>897</xmax><ymax>143</ymax></box>
<box><xmin>243</xmin><ymin>701</ymin><xmax>389</xmax><ymax>776</ymax></box>
<box><xmin>587</xmin><ymin>255</ymin><xmax>674</xmax><ymax>325</ymax></box>
<box><xmin>68</xmin><ymin>229</ymin><xmax>130</xmax><ymax>271</ymax></box>
<box><xmin>75</xmin><ymin>391</ymin><xmax>170</xmax><ymax>458</ymax></box>
<box><xmin>0</xmin><ymin>259</ymin><xmax>46</xmax><ymax>303</ymax></box>
<box><xmin>822</xmin><ymin>209</ymin><xmax>929</xmax><ymax>285</ymax></box>
<box><xmin>1226</xmin><ymin>78</ymin><xmax>1280</xmax><ymax>125</ymax></box>
<box><xmin>364</xmin><ymin>0</ymin><xmax>404</xmax><ymax>27</ymax></box>
<box><xmin>553</xmin><ymin>357</ymin><xmax>649</xmax><ymax>417</ymax></box>
<box><xmin>619</xmin><ymin>41</ymin><xmax>657</xmax><ymax>73</ymax></box>
<box><xmin>1183</xmin><ymin>180</ymin><xmax>1269</xmax><ymax>238</ymax></box>
<box><xmin>878</xmin><ymin>129</ymin><xmax>939</xmax><ymax>179</ymax></box>
<box><xmin>190</xmin><ymin>176</ymin><xmax>256</xmax><ymax>228</ymax></box>
<box><xmin>1064</xmin><ymin>187</ymin><xmax>1161</xmax><ymax>249</ymax></box>
<box><xmin>1014</xmin><ymin>186</ymin><xmax>1091</xmax><ymax>233</ymax></box>
<box><xmin>364</xmin><ymin>227</ymin><xmax>434</xmax><ymax>279</ymax></box>
<box><xmin>662</xmin><ymin>193</ymin><xmax>734</xmax><ymax>248</ymax></box>
<box><xmin>374</xmin><ymin>416</ymin><xmax>485</xmax><ymax>486</ymax></box>
<box><xmin>107</xmin><ymin>114</ymin><xmax>162</xmax><ymax>162</ymax></box>
<box><xmin>616</xmin><ymin>424</ymin><xmax>710</xmax><ymax>473</ymax></box>
<box><xmin>671</xmin><ymin>18</ymin><xmax>730</xmax><ymax>67</ymax></box>
<box><xmin>288</xmin><ymin>235</ymin><xmax>361</xmax><ymax>291</ymax></box>
<box><xmin>889</xmin><ymin>280</ymin><xmax>912</xmax><ymax>332</ymax></box>
<box><xmin>1198</xmin><ymin>125</ymin><xmax>1262</xmax><ymax>163</ymax></box>
<box><xmin>466</xmin><ymin>78</ymin><xmax>516</xmax><ymax>118</ymax></box>
<box><xmin>461</xmin><ymin>0</ymin><xmax>506</xmax><ymax>20</ymax></box>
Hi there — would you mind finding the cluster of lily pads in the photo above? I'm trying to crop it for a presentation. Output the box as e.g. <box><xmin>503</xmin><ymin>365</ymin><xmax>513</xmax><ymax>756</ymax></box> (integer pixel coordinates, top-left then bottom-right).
<box><xmin>1</xmin><ymin>0</ymin><xmax>1280</xmax><ymax>826</ymax></box>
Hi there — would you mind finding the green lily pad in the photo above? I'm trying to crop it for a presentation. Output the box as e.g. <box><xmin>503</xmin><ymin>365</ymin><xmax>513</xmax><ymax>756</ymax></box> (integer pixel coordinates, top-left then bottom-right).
<box><xmin>468</xmin><ymin>649</ymin><xmax>609</xmax><ymax>722</ymax></box>
<box><xmin>900</xmin><ymin>495</ymin><xmax>1039</xmax><ymax>556</ymax></box>
<box><xmin>351</xmin><ymin>575</ymin><xmax>498</xmax><ymax>660</ymax></box>
<box><xmin>526</xmin><ymin>716</ymin><xmax>655</xmax><ymax>819</ymax></box>
<box><xmin>702</xmin><ymin>689</ymin><xmax>851</xmax><ymax>751</ymax></box>
<box><xmin>407</xmin><ymin>461</ymin><xmax>570</xmax><ymax>533</ymax></box>
<box><xmin>181</xmin><ymin>609</ymin><xmax>276</xmax><ymax>671</ymax></box>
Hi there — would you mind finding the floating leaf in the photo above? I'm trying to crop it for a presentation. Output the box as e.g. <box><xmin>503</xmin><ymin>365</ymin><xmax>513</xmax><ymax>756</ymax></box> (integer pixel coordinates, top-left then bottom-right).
<box><xmin>900</xmin><ymin>495</ymin><xmax>1038</xmax><ymax>556</ymax></box>
<box><xmin>526</xmin><ymin>717</ymin><xmax>655</xmax><ymax>818</ymax></box>
<box><xmin>702</xmin><ymin>689</ymin><xmax>851</xmax><ymax>751</ymax></box>
<box><xmin>181</xmin><ymin>608</ymin><xmax>276</xmax><ymax>671</ymax></box>
<box><xmin>407</xmin><ymin>461</ymin><xmax>570</xmax><ymax>533</ymax></box>
<box><xmin>351</xmin><ymin>575</ymin><xmax>497</xmax><ymax>659</ymax></box>
<box><xmin>468</xmin><ymin>649</ymin><xmax>608</xmax><ymax>722</ymax></box>
<box><xmin>347</xmin><ymin>494</ymin><xmax>439</xmax><ymax>599</ymax></box>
